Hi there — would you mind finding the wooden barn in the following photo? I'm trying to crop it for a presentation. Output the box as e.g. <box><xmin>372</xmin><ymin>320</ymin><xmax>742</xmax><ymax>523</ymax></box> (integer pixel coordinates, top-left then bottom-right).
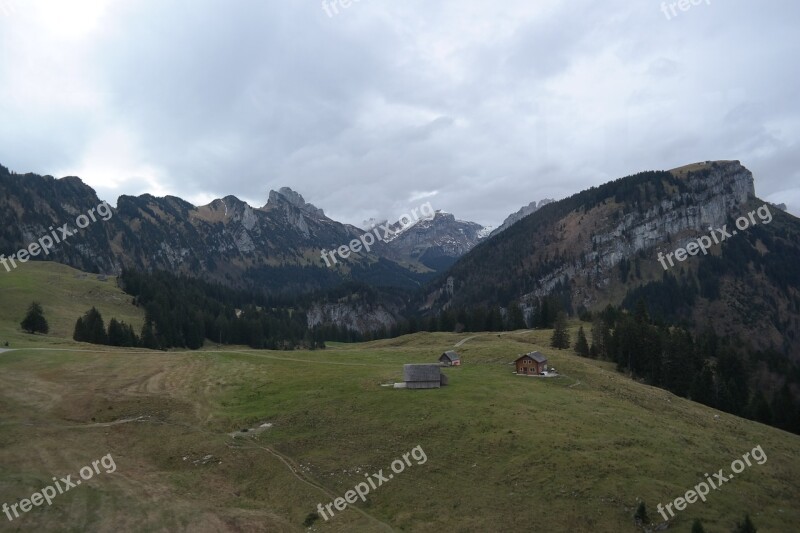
<box><xmin>403</xmin><ymin>364</ymin><xmax>449</xmax><ymax>389</ymax></box>
<box><xmin>439</xmin><ymin>350</ymin><xmax>461</xmax><ymax>366</ymax></box>
<box><xmin>515</xmin><ymin>352</ymin><xmax>548</xmax><ymax>375</ymax></box>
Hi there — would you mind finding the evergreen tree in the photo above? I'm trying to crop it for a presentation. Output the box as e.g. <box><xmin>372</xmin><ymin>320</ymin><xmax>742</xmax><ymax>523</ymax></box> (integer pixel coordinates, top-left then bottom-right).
<box><xmin>747</xmin><ymin>390</ymin><xmax>773</xmax><ymax>425</ymax></box>
<box><xmin>140</xmin><ymin>320</ymin><xmax>159</xmax><ymax>350</ymax></box>
<box><xmin>574</xmin><ymin>326</ymin><xmax>590</xmax><ymax>356</ymax></box>
<box><xmin>438</xmin><ymin>309</ymin><xmax>456</xmax><ymax>332</ymax></box>
<box><xmin>690</xmin><ymin>363</ymin><xmax>716</xmax><ymax>407</ymax></box>
<box><xmin>107</xmin><ymin>318</ymin><xmax>125</xmax><ymax>346</ymax></box>
<box><xmin>21</xmin><ymin>302</ymin><xmax>49</xmax><ymax>334</ymax></box>
<box><xmin>507</xmin><ymin>303</ymin><xmax>527</xmax><ymax>331</ymax></box>
<box><xmin>590</xmin><ymin>316</ymin><xmax>609</xmax><ymax>358</ymax></box>
<box><xmin>634</xmin><ymin>501</ymin><xmax>649</xmax><ymax>525</ymax></box>
<box><xmin>485</xmin><ymin>307</ymin><xmax>504</xmax><ymax>332</ymax></box>
<box><xmin>125</xmin><ymin>323</ymin><xmax>139</xmax><ymax>347</ymax></box>
<box><xmin>691</xmin><ymin>519</ymin><xmax>705</xmax><ymax>533</ymax></box>
<box><xmin>551</xmin><ymin>312</ymin><xmax>570</xmax><ymax>349</ymax></box>
<box><xmin>73</xmin><ymin>317</ymin><xmax>87</xmax><ymax>342</ymax></box>
<box><xmin>77</xmin><ymin>307</ymin><xmax>107</xmax><ymax>344</ymax></box>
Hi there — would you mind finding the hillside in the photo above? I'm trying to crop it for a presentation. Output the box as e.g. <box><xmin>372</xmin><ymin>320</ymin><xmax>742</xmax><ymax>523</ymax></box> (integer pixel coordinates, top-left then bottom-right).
<box><xmin>0</xmin><ymin>261</ymin><xmax>143</xmax><ymax>346</ymax></box>
<box><xmin>0</xmin><ymin>330</ymin><xmax>798</xmax><ymax>532</ymax></box>
<box><xmin>0</xmin><ymin>265</ymin><xmax>796</xmax><ymax>531</ymax></box>
<box><xmin>427</xmin><ymin>161</ymin><xmax>800</xmax><ymax>358</ymax></box>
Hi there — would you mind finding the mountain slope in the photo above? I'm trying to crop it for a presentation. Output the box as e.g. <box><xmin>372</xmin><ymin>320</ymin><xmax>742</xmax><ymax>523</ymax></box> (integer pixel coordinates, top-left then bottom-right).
<box><xmin>0</xmin><ymin>330</ymin><xmax>798</xmax><ymax>531</ymax></box>
<box><xmin>427</xmin><ymin>161</ymin><xmax>800</xmax><ymax>357</ymax></box>
<box><xmin>489</xmin><ymin>197</ymin><xmax>555</xmax><ymax>237</ymax></box>
<box><xmin>380</xmin><ymin>211</ymin><xmax>486</xmax><ymax>271</ymax></box>
<box><xmin>0</xmin><ymin>166</ymin><xmax>452</xmax><ymax>293</ymax></box>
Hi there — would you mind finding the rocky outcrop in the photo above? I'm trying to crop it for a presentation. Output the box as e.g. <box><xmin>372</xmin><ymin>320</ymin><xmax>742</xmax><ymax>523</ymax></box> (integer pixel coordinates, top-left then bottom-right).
<box><xmin>306</xmin><ymin>301</ymin><xmax>398</xmax><ymax>332</ymax></box>
<box><xmin>521</xmin><ymin>161</ymin><xmax>756</xmax><ymax>304</ymax></box>
<box><xmin>266</xmin><ymin>187</ymin><xmax>325</xmax><ymax>217</ymax></box>
<box><xmin>491</xmin><ymin>198</ymin><xmax>555</xmax><ymax>237</ymax></box>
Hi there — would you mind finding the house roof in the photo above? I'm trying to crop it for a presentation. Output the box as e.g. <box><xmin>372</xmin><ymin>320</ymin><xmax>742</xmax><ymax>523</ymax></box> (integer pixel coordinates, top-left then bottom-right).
<box><xmin>404</xmin><ymin>364</ymin><xmax>442</xmax><ymax>382</ymax></box>
<box><xmin>530</xmin><ymin>351</ymin><xmax>547</xmax><ymax>363</ymax></box>
<box><xmin>440</xmin><ymin>350</ymin><xmax>460</xmax><ymax>362</ymax></box>
<box><xmin>515</xmin><ymin>351</ymin><xmax>547</xmax><ymax>363</ymax></box>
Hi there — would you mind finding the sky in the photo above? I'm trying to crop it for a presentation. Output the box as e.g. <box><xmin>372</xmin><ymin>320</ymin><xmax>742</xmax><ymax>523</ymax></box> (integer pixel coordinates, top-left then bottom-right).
<box><xmin>1</xmin><ymin>0</ymin><xmax>799</xmax><ymax>229</ymax></box>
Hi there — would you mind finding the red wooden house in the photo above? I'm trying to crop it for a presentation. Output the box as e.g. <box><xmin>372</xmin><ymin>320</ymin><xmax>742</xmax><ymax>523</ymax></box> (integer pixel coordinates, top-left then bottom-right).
<box><xmin>515</xmin><ymin>352</ymin><xmax>548</xmax><ymax>375</ymax></box>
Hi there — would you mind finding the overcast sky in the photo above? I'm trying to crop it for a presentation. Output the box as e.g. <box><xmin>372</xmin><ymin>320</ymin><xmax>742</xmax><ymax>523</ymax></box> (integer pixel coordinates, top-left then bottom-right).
<box><xmin>1</xmin><ymin>0</ymin><xmax>798</xmax><ymax>228</ymax></box>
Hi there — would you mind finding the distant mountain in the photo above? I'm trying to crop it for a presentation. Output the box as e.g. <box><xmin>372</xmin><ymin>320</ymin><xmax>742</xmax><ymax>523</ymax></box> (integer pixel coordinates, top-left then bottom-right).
<box><xmin>0</xmin><ymin>165</ymin><xmax>487</xmax><ymax>296</ymax></box>
<box><xmin>427</xmin><ymin>160</ymin><xmax>800</xmax><ymax>358</ymax></box>
<box><xmin>490</xmin><ymin>198</ymin><xmax>555</xmax><ymax>237</ymax></box>
<box><xmin>380</xmin><ymin>211</ymin><xmax>487</xmax><ymax>271</ymax></box>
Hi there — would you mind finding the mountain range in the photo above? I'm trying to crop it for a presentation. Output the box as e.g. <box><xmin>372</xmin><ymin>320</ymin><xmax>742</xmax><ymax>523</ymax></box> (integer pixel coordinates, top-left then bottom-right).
<box><xmin>425</xmin><ymin>160</ymin><xmax>800</xmax><ymax>357</ymax></box>
<box><xmin>2</xmin><ymin>160</ymin><xmax>799</xmax><ymax>360</ymax></box>
<box><xmin>0</xmin><ymin>164</ymin><xmax>486</xmax><ymax>294</ymax></box>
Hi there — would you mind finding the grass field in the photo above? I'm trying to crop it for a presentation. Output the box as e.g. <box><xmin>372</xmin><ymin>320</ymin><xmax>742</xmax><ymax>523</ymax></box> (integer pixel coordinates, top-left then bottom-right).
<box><xmin>0</xmin><ymin>261</ymin><xmax>144</xmax><ymax>347</ymax></box>
<box><xmin>0</xmin><ymin>264</ymin><xmax>798</xmax><ymax>532</ymax></box>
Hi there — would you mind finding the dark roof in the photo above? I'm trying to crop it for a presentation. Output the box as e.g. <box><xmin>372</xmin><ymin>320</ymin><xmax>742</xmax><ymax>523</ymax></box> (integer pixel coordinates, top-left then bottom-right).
<box><xmin>529</xmin><ymin>351</ymin><xmax>547</xmax><ymax>363</ymax></box>
<box><xmin>515</xmin><ymin>351</ymin><xmax>547</xmax><ymax>363</ymax></box>
<box><xmin>440</xmin><ymin>350</ymin><xmax>460</xmax><ymax>362</ymax></box>
<box><xmin>404</xmin><ymin>364</ymin><xmax>441</xmax><ymax>382</ymax></box>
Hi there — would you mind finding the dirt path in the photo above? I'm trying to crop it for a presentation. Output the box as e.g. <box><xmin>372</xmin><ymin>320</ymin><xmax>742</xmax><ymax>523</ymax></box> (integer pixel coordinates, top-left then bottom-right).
<box><xmin>216</xmin><ymin>350</ymin><xmax>398</xmax><ymax>368</ymax></box>
<box><xmin>453</xmin><ymin>329</ymin><xmax>535</xmax><ymax>348</ymax></box>
<box><xmin>235</xmin><ymin>442</ymin><xmax>395</xmax><ymax>532</ymax></box>
<box><xmin>58</xmin><ymin>413</ymin><xmax>395</xmax><ymax>531</ymax></box>
<box><xmin>454</xmin><ymin>336</ymin><xmax>476</xmax><ymax>347</ymax></box>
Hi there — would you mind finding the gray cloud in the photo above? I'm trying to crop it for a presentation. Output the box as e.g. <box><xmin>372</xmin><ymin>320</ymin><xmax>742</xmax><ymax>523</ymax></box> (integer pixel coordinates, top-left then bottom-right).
<box><xmin>0</xmin><ymin>0</ymin><xmax>798</xmax><ymax>228</ymax></box>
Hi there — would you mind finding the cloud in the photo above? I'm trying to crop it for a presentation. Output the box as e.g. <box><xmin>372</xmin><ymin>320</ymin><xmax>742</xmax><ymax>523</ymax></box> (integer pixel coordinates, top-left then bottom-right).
<box><xmin>0</xmin><ymin>0</ymin><xmax>798</xmax><ymax>225</ymax></box>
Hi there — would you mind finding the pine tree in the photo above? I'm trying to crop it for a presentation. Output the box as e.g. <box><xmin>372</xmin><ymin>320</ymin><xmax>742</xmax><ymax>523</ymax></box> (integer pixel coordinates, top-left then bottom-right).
<box><xmin>634</xmin><ymin>501</ymin><xmax>649</xmax><ymax>525</ymax></box>
<box><xmin>126</xmin><ymin>323</ymin><xmax>139</xmax><ymax>347</ymax></box>
<box><xmin>590</xmin><ymin>317</ymin><xmax>608</xmax><ymax>358</ymax></box>
<box><xmin>550</xmin><ymin>312</ymin><xmax>570</xmax><ymax>349</ymax></box>
<box><xmin>73</xmin><ymin>317</ymin><xmax>87</xmax><ymax>342</ymax></box>
<box><xmin>107</xmin><ymin>318</ymin><xmax>125</xmax><ymax>346</ymax></box>
<box><xmin>21</xmin><ymin>302</ymin><xmax>49</xmax><ymax>334</ymax></box>
<box><xmin>691</xmin><ymin>519</ymin><xmax>705</xmax><ymax>533</ymax></box>
<box><xmin>140</xmin><ymin>320</ymin><xmax>159</xmax><ymax>350</ymax></box>
<box><xmin>78</xmin><ymin>307</ymin><xmax>107</xmax><ymax>344</ymax></box>
<box><xmin>507</xmin><ymin>303</ymin><xmax>527</xmax><ymax>331</ymax></box>
<box><xmin>574</xmin><ymin>326</ymin><xmax>590</xmax><ymax>356</ymax></box>
<box><xmin>690</xmin><ymin>363</ymin><xmax>716</xmax><ymax>407</ymax></box>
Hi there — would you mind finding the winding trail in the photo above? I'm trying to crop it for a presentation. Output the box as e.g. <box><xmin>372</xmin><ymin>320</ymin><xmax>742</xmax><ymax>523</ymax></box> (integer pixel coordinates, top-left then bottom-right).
<box><xmin>453</xmin><ymin>336</ymin><xmax>476</xmax><ymax>347</ymax></box>
<box><xmin>234</xmin><ymin>442</ymin><xmax>394</xmax><ymax>532</ymax></box>
<box><xmin>224</xmin><ymin>350</ymin><xmax>397</xmax><ymax>368</ymax></box>
<box><xmin>453</xmin><ymin>329</ymin><xmax>535</xmax><ymax>348</ymax></box>
<box><xmin>58</xmin><ymin>413</ymin><xmax>395</xmax><ymax>531</ymax></box>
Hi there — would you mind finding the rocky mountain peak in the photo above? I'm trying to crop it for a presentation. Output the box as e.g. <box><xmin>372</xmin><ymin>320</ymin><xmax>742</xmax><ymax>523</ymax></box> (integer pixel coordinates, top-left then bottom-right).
<box><xmin>491</xmin><ymin>198</ymin><xmax>556</xmax><ymax>237</ymax></box>
<box><xmin>267</xmin><ymin>187</ymin><xmax>325</xmax><ymax>216</ymax></box>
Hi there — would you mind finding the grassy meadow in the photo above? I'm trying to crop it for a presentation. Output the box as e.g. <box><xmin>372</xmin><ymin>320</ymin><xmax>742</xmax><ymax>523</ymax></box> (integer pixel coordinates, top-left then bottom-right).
<box><xmin>0</xmin><ymin>263</ymin><xmax>798</xmax><ymax>531</ymax></box>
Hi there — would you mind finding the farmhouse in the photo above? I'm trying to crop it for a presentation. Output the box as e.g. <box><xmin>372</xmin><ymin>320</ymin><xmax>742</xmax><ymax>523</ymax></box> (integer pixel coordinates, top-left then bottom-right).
<box><xmin>403</xmin><ymin>364</ymin><xmax>449</xmax><ymax>389</ymax></box>
<box><xmin>439</xmin><ymin>350</ymin><xmax>461</xmax><ymax>366</ymax></box>
<box><xmin>515</xmin><ymin>352</ymin><xmax>548</xmax><ymax>376</ymax></box>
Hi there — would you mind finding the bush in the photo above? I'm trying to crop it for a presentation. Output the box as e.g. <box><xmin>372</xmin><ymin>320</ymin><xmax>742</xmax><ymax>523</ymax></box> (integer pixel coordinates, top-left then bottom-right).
<box><xmin>302</xmin><ymin>512</ymin><xmax>319</xmax><ymax>527</ymax></box>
